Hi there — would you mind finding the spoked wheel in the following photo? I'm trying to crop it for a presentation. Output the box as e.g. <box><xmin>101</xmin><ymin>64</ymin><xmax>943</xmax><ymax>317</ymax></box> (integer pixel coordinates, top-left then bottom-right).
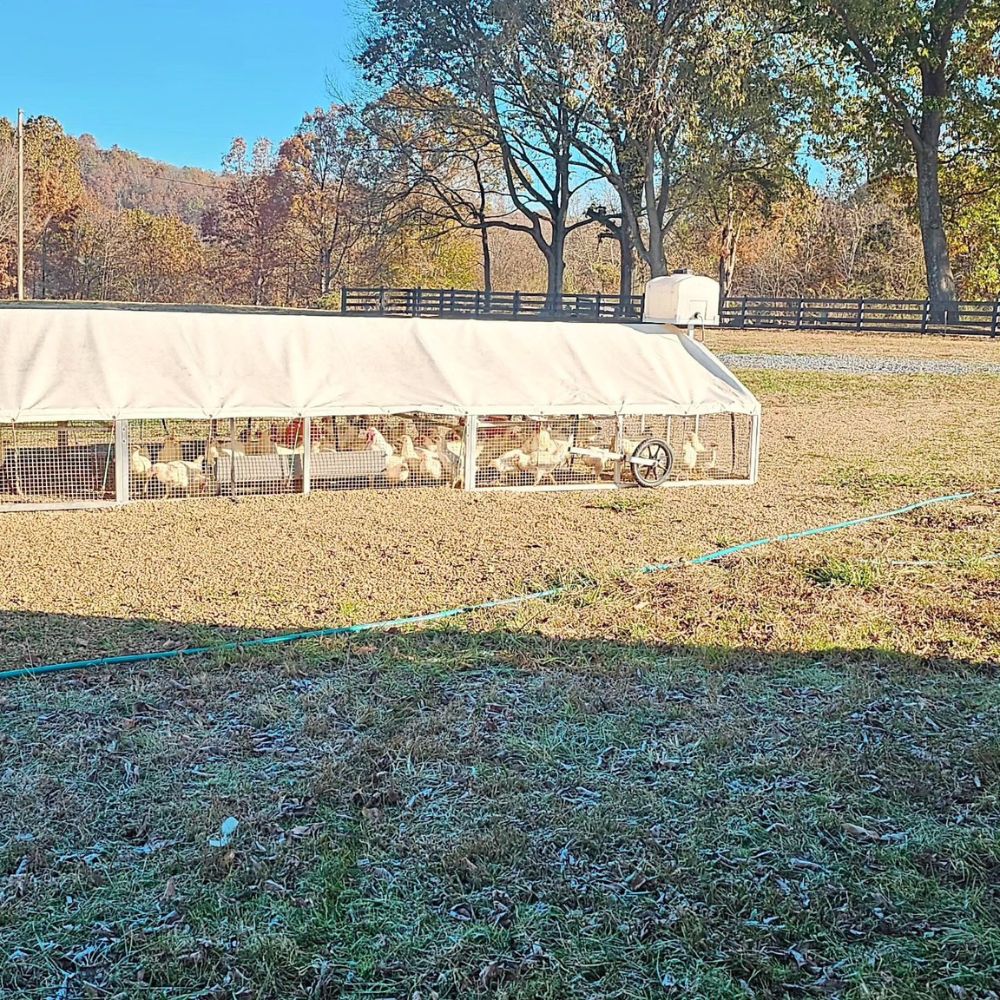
<box><xmin>630</xmin><ymin>438</ymin><xmax>674</xmax><ymax>487</ymax></box>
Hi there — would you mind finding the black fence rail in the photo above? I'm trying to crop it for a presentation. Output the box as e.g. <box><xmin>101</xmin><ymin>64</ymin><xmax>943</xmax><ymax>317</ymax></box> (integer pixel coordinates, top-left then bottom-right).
<box><xmin>722</xmin><ymin>296</ymin><xmax>1000</xmax><ymax>337</ymax></box>
<box><xmin>341</xmin><ymin>286</ymin><xmax>644</xmax><ymax>322</ymax></box>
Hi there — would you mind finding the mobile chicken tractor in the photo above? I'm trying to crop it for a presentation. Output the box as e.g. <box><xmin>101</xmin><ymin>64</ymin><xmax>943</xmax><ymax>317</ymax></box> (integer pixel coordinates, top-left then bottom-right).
<box><xmin>0</xmin><ymin>279</ymin><xmax>760</xmax><ymax>510</ymax></box>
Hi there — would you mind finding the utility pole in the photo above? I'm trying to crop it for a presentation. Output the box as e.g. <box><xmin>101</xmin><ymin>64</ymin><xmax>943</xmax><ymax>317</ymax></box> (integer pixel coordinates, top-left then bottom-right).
<box><xmin>16</xmin><ymin>108</ymin><xmax>25</xmax><ymax>301</ymax></box>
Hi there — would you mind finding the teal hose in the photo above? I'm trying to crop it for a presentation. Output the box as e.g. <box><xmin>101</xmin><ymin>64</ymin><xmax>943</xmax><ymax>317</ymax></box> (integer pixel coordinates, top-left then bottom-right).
<box><xmin>2</xmin><ymin>487</ymin><xmax>997</xmax><ymax>682</ymax></box>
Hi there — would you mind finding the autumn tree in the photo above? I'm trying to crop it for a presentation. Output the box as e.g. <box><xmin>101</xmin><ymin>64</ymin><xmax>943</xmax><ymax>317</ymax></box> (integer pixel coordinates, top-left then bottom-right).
<box><xmin>359</xmin><ymin>0</ymin><xmax>601</xmax><ymax>298</ymax></box>
<box><xmin>363</xmin><ymin>89</ymin><xmax>508</xmax><ymax>291</ymax></box>
<box><xmin>790</xmin><ymin>0</ymin><xmax>1000</xmax><ymax>315</ymax></box>
<box><xmin>207</xmin><ymin>138</ymin><xmax>291</xmax><ymax>305</ymax></box>
<box><xmin>278</xmin><ymin>106</ymin><xmax>384</xmax><ymax>300</ymax></box>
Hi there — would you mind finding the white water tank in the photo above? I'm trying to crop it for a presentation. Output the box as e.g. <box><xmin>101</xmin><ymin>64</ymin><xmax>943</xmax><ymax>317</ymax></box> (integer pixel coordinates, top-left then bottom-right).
<box><xmin>643</xmin><ymin>270</ymin><xmax>720</xmax><ymax>325</ymax></box>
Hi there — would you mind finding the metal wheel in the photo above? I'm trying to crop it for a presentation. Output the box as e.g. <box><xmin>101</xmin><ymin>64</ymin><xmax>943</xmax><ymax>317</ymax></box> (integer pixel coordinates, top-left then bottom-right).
<box><xmin>630</xmin><ymin>438</ymin><xmax>673</xmax><ymax>487</ymax></box>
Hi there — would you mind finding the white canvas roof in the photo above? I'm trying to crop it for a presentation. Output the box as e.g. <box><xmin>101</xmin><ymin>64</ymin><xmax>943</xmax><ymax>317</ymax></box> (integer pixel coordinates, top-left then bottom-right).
<box><xmin>0</xmin><ymin>305</ymin><xmax>760</xmax><ymax>422</ymax></box>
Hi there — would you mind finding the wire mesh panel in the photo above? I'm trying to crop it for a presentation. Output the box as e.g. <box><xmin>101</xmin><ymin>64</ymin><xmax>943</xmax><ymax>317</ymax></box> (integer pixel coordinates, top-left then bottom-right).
<box><xmin>474</xmin><ymin>415</ymin><xmax>620</xmax><ymax>490</ymax></box>
<box><xmin>473</xmin><ymin>412</ymin><xmax>756</xmax><ymax>491</ymax></box>
<box><xmin>621</xmin><ymin>412</ymin><xmax>755</xmax><ymax>483</ymax></box>
<box><xmin>0</xmin><ymin>421</ymin><xmax>118</xmax><ymax>508</ymax></box>
<box><xmin>308</xmin><ymin>414</ymin><xmax>466</xmax><ymax>491</ymax></box>
<box><xmin>128</xmin><ymin>418</ymin><xmax>309</xmax><ymax>500</ymax></box>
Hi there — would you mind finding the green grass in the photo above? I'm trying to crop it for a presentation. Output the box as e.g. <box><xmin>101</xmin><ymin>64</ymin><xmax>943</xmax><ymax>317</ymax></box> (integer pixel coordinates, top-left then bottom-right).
<box><xmin>2</xmin><ymin>517</ymin><xmax>999</xmax><ymax>998</ymax></box>
<box><xmin>806</xmin><ymin>556</ymin><xmax>883</xmax><ymax>590</ymax></box>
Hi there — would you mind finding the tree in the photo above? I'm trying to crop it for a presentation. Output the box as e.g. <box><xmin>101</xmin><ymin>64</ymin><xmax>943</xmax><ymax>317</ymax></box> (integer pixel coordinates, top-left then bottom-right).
<box><xmin>363</xmin><ymin>89</ymin><xmax>507</xmax><ymax>291</ymax></box>
<box><xmin>556</xmin><ymin>0</ymin><xmax>707</xmax><ymax>279</ymax></box>
<box><xmin>359</xmin><ymin>0</ymin><xmax>600</xmax><ymax>297</ymax></box>
<box><xmin>792</xmin><ymin>0</ymin><xmax>1000</xmax><ymax>315</ymax></box>
<box><xmin>682</xmin><ymin>22</ymin><xmax>815</xmax><ymax>305</ymax></box>
<box><xmin>208</xmin><ymin>138</ymin><xmax>291</xmax><ymax>306</ymax></box>
<box><xmin>121</xmin><ymin>210</ymin><xmax>205</xmax><ymax>302</ymax></box>
<box><xmin>19</xmin><ymin>116</ymin><xmax>84</xmax><ymax>298</ymax></box>
<box><xmin>279</xmin><ymin>106</ymin><xmax>383</xmax><ymax>300</ymax></box>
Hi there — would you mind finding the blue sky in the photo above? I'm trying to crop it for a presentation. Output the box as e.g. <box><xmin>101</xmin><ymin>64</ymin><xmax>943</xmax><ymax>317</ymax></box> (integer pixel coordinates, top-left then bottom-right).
<box><xmin>1</xmin><ymin>0</ymin><xmax>362</xmax><ymax>170</ymax></box>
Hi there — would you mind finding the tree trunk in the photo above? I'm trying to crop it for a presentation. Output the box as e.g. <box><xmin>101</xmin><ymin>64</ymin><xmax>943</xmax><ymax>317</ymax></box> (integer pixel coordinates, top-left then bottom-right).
<box><xmin>546</xmin><ymin>217</ymin><xmax>566</xmax><ymax>305</ymax></box>
<box><xmin>718</xmin><ymin>213</ymin><xmax>739</xmax><ymax>311</ymax></box>
<box><xmin>479</xmin><ymin>221</ymin><xmax>492</xmax><ymax>293</ymax></box>
<box><xmin>618</xmin><ymin>232</ymin><xmax>633</xmax><ymax>308</ymax></box>
<box><xmin>914</xmin><ymin>142</ymin><xmax>957</xmax><ymax>321</ymax></box>
<box><xmin>320</xmin><ymin>248</ymin><xmax>332</xmax><ymax>298</ymax></box>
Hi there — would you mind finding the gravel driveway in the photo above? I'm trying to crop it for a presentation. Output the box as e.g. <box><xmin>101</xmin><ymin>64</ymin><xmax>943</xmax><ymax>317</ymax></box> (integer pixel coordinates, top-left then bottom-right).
<box><xmin>720</xmin><ymin>352</ymin><xmax>1000</xmax><ymax>376</ymax></box>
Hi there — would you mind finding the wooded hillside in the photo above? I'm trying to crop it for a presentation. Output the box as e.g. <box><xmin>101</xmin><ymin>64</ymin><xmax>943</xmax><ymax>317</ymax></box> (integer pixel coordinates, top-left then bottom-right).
<box><xmin>0</xmin><ymin>0</ymin><xmax>996</xmax><ymax>308</ymax></box>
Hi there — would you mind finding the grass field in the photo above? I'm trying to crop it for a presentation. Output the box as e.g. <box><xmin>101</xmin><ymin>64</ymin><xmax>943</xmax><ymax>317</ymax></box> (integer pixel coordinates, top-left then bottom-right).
<box><xmin>2</xmin><ymin>336</ymin><xmax>999</xmax><ymax>998</ymax></box>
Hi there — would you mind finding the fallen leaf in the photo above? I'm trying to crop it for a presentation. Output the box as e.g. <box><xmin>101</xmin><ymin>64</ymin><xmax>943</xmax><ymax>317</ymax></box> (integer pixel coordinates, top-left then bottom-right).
<box><xmin>208</xmin><ymin>816</ymin><xmax>239</xmax><ymax>848</ymax></box>
<box><xmin>843</xmin><ymin>822</ymin><xmax>878</xmax><ymax>841</ymax></box>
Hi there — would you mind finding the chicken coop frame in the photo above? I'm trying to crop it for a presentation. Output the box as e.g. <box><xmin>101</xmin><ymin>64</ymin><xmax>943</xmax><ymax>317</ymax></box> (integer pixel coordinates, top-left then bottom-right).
<box><xmin>0</xmin><ymin>303</ymin><xmax>761</xmax><ymax>511</ymax></box>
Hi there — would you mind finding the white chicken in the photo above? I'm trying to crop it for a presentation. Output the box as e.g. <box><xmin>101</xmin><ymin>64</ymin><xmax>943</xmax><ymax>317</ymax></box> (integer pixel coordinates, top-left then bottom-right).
<box><xmin>399</xmin><ymin>434</ymin><xmax>421</xmax><ymax>474</ymax></box>
<box><xmin>522</xmin><ymin>428</ymin><xmax>553</xmax><ymax>454</ymax></box>
<box><xmin>418</xmin><ymin>448</ymin><xmax>443</xmax><ymax>480</ymax></box>
<box><xmin>129</xmin><ymin>445</ymin><xmax>154</xmax><ymax>494</ymax></box>
<box><xmin>491</xmin><ymin>448</ymin><xmax>528</xmax><ymax>477</ymax></box>
<box><xmin>690</xmin><ymin>430</ymin><xmax>707</xmax><ymax>454</ymax></box>
<box><xmin>151</xmin><ymin>456</ymin><xmax>207</xmax><ymax>497</ymax></box>
<box><xmin>519</xmin><ymin>437</ymin><xmax>572</xmax><ymax>485</ymax></box>
<box><xmin>682</xmin><ymin>437</ymin><xmax>699</xmax><ymax>472</ymax></box>
<box><xmin>364</xmin><ymin>426</ymin><xmax>395</xmax><ymax>457</ymax></box>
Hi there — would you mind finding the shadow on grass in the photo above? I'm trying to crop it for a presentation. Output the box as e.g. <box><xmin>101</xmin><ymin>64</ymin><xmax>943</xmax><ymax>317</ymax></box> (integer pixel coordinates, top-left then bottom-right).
<box><xmin>1</xmin><ymin>608</ymin><xmax>998</xmax><ymax>998</ymax></box>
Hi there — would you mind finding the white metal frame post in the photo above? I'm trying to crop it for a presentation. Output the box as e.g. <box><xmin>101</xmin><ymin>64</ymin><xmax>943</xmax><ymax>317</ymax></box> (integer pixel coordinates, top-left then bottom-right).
<box><xmin>114</xmin><ymin>419</ymin><xmax>130</xmax><ymax>505</ymax></box>
<box><xmin>749</xmin><ymin>413</ymin><xmax>762</xmax><ymax>484</ymax></box>
<box><xmin>463</xmin><ymin>415</ymin><xmax>478</xmax><ymax>491</ymax></box>
<box><xmin>301</xmin><ymin>416</ymin><xmax>312</xmax><ymax>494</ymax></box>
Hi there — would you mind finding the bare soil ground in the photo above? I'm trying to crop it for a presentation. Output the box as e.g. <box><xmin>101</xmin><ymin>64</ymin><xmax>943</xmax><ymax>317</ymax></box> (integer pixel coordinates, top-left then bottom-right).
<box><xmin>1</xmin><ymin>358</ymin><xmax>999</xmax><ymax>998</ymax></box>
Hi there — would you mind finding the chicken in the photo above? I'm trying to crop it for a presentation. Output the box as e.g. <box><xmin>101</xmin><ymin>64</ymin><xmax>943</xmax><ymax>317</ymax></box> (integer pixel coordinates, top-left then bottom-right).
<box><xmin>399</xmin><ymin>434</ymin><xmax>421</xmax><ymax>473</ymax></box>
<box><xmin>129</xmin><ymin>445</ymin><xmax>152</xmax><ymax>478</ymax></box>
<box><xmin>151</xmin><ymin>456</ymin><xmax>207</xmax><ymax>497</ymax></box>
<box><xmin>418</xmin><ymin>448</ymin><xmax>443</xmax><ymax>480</ymax></box>
<box><xmin>522</xmin><ymin>427</ymin><xmax>553</xmax><ymax>454</ymax></box>
<box><xmin>682</xmin><ymin>438</ymin><xmax>699</xmax><ymax>472</ymax></box>
<box><xmin>705</xmin><ymin>446</ymin><xmax>719</xmax><ymax>471</ymax></box>
<box><xmin>129</xmin><ymin>445</ymin><xmax>154</xmax><ymax>495</ymax></box>
<box><xmin>519</xmin><ymin>438</ymin><xmax>572</xmax><ymax>485</ymax></box>
<box><xmin>491</xmin><ymin>448</ymin><xmax>528</xmax><ymax>477</ymax></box>
<box><xmin>690</xmin><ymin>430</ymin><xmax>706</xmax><ymax>454</ymax></box>
<box><xmin>364</xmin><ymin>426</ymin><xmax>395</xmax><ymax>457</ymax></box>
<box><xmin>579</xmin><ymin>446</ymin><xmax>620</xmax><ymax>479</ymax></box>
<box><xmin>245</xmin><ymin>430</ymin><xmax>276</xmax><ymax>455</ymax></box>
<box><xmin>157</xmin><ymin>435</ymin><xmax>182</xmax><ymax>463</ymax></box>
<box><xmin>437</xmin><ymin>434</ymin><xmax>463</xmax><ymax>487</ymax></box>
<box><xmin>384</xmin><ymin>455</ymin><xmax>410</xmax><ymax>484</ymax></box>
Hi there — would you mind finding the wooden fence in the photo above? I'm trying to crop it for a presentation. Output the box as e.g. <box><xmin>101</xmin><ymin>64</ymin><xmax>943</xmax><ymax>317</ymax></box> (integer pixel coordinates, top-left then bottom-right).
<box><xmin>340</xmin><ymin>286</ymin><xmax>644</xmax><ymax>322</ymax></box>
<box><xmin>721</xmin><ymin>296</ymin><xmax>1000</xmax><ymax>337</ymax></box>
<box><xmin>342</xmin><ymin>287</ymin><xmax>1000</xmax><ymax>337</ymax></box>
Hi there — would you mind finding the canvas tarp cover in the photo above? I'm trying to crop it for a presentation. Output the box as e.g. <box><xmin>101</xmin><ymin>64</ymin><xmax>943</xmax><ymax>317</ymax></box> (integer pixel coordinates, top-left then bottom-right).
<box><xmin>0</xmin><ymin>306</ymin><xmax>760</xmax><ymax>422</ymax></box>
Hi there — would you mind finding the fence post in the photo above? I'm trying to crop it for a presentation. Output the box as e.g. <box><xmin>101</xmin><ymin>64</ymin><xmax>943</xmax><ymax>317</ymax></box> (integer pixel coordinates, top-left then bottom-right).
<box><xmin>596</xmin><ymin>291</ymin><xmax>602</xmax><ymax>320</ymax></box>
<box><xmin>513</xmin><ymin>290</ymin><xmax>521</xmax><ymax>317</ymax></box>
<box><xmin>796</xmin><ymin>298</ymin><xmax>804</xmax><ymax>330</ymax></box>
<box><xmin>856</xmin><ymin>298</ymin><xmax>865</xmax><ymax>331</ymax></box>
<box><xmin>474</xmin><ymin>289</ymin><xmax>481</xmax><ymax>318</ymax></box>
<box><xmin>378</xmin><ymin>287</ymin><xmax>386</xmax><ymax>314</ymax></box>
<box><xmin>414</xmin><ymin>287</ymin><xmax>423</xmax><ymax>317</ymax></box>
<box><xmin>739</xmin><ymin>297</ymin><xmax>748</xmax><ymax>328</ymax></box>
<box><xmin>992</xmin><ymin>300</ymin><xmax>1000</xmax><ymax>339</ymax></box>
<box><xmin>920</xmin><ymin>300</ymin><xmax>930</xmax><ymax>335</ymax></box>
<box><xmin>340</xmin><ymin>287</ymin><xmax>348</xmax><ymax>313</ymax></box>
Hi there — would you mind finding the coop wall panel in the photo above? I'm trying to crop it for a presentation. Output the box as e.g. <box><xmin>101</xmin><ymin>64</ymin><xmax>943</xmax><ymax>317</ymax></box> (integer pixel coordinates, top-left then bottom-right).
<box><xmin>0</xmin><ymin>306</ymin><xmax>759</xmax><ymax>422</ymax></box>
